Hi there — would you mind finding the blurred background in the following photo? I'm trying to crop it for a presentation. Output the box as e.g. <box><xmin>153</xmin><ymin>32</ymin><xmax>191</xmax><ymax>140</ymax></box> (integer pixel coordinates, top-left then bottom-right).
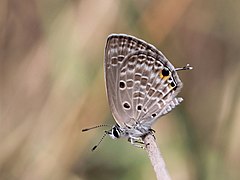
<box><xmin>1</xmin><ymin>0</ymin><xmax>240</xmax><ymax>180</ymax></box>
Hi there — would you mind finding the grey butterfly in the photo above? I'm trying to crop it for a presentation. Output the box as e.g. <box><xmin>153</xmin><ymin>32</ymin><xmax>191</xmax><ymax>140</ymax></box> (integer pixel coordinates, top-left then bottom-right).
<box><xmin>83</xmin><ymin>34</ymin><xmax>192</xmax><ymax>150</ymax></box>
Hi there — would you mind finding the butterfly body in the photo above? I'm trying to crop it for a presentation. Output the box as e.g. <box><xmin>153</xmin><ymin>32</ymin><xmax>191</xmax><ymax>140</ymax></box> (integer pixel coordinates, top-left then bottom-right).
<box><xmin>104</xmin><ymin>34</ymin><xmax>190</xmax><ymax>146</ymax></box>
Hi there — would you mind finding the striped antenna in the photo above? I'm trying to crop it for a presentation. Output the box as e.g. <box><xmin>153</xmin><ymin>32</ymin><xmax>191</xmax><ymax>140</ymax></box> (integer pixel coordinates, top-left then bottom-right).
<box><xmin>91</xmin><ymin>131</ymin><xmax>108</xmax><ymax>151</ymax></box>
<box><xmin>82</xmin><ymin>124</ymin><xmax>109</xmax><ymax>132</ymax></box>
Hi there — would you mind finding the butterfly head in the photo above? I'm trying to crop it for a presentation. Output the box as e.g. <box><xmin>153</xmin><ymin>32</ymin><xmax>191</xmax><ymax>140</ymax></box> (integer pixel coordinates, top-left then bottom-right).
<box><xmin>82</xmin><ymin>124</ymin><xmax>122</xmax><ymax>151</ymax></box>
<box><xmin>106</xmin><ymin>125</ymin><xmax>121</xmax><ymax>139</ymax></box>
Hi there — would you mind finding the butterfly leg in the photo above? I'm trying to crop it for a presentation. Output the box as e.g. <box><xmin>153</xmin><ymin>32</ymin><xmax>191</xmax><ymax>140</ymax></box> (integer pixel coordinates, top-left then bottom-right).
<box><xmin>148</xmin><ymin>128</ymin><xmax>156</xmax><ymax>140</ymax></box>
<box><xmin>128</xmin><ymin>137</ymin><xmax>145</xmax><ymax>149</ymax></box>
<box><xmin>149</xmin><ymin>128</ymin><xmax>155</xmax><ymax>133</ymax></box>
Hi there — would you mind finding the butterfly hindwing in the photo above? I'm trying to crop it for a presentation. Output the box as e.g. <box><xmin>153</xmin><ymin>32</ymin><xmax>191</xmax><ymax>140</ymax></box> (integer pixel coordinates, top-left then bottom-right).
<box><xmin>119</xmin><ymin>50</ymin><xmax>183</xmax><ymax>127</ymax></box>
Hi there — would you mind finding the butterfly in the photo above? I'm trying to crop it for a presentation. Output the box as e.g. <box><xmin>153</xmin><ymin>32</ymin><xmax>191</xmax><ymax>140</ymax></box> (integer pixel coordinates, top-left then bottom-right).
<box><xmin>83</xmin><ymin>34</ymin><xmax>192</xmax><ymax>150</ymax></box>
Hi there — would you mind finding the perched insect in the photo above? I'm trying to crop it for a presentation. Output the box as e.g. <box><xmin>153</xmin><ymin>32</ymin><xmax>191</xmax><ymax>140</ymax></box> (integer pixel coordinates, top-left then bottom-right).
<box><xmin>82</xmin><ymin>34</ymin><xmax>192</xmax><ymax>150</ymax></box>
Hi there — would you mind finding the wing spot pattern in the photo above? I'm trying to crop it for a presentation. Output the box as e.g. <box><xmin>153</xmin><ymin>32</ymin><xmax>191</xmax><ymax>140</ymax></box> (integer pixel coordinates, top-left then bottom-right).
<box><xmin>111</xmin><ymin>57</ymin><xmax>118</xmax><ymax>66</ymax></box>
<box><xmin>137</xmin><ymin>104</ymin><xmax>142</xmax><ymax>111</ymax></box>
<box><xmin>123</xmin><ymin>102</ymin><xmax>131</xmax><ymax>110</ymax></box>
<box><xmin>133</xmin><ymin>91</ymin><xmax>145</xmax><ymax>99</ymax></box>
<box><xmin>126</xmin><ymin>79</ymin><xmax>134</xmax><ymax>88</ymax></box>
<box><xmin>119</xmin><ymin>81</ymin><xmax>126</xmax><ymax>89</ymax></box>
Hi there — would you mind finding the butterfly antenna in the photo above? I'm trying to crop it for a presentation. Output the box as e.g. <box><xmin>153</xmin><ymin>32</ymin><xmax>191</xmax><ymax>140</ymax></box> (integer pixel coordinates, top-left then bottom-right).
<box><xmin>91</xmin><ymin>132</ymin><xmax>108</xmax><ymax>151</ymax></box>
<box><xmin>175</xmin><ymin>64</ymin><xmax>193</xmax><ymax>71</ymax></box>
<box><xmin>82</xmin><ymin>124</ymin><xmax>109</xmax><ymax>132</ymax></box>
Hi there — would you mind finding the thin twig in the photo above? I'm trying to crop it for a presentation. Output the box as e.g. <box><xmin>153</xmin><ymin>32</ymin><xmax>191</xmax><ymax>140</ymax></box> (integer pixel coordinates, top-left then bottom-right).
<box><xmin>144</xmin><ymin>134</ymin><xmax>171</xmax><ymax>180</ymax></box>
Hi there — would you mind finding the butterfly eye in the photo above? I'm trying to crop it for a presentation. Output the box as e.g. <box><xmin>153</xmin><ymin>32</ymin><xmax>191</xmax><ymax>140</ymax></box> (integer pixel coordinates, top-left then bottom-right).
<box><xmin>113</xmin><ymin>127</ymin><xmax>120</xmax><ymax>138</ymax></box>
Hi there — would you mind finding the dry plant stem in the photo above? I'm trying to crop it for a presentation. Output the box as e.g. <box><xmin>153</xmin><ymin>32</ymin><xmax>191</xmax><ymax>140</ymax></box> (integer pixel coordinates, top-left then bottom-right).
<box><xmin>144</xmin><ymin>134</ymin><xmax>171</xmax><ymax>180</ymax></box>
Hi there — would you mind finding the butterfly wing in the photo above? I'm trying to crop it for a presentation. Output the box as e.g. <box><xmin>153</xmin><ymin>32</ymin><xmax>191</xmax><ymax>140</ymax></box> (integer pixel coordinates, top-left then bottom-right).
<box><xmin>104</xmin><ymin>34</ymin><xmax>183</xmax><ymax>128</ymax></box>
<box><xmin>105</xmin><ymin>34</ymin><xmax>153</xmax><ymax>127</ymax></box>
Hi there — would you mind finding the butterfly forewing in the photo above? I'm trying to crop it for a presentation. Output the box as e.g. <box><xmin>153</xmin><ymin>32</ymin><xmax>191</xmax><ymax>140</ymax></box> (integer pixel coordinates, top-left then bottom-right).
<box><xmin>104</xmin><ymin>34</ymin><xmax>183</xmax><ymax>128</ymax></box>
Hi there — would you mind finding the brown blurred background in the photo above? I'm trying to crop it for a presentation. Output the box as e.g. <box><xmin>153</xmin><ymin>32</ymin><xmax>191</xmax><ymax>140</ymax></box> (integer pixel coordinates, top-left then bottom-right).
<box><xmin>1</xmin><ymin>0</ymin><xmax>240</xmax><ymax>180</ymax></box>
